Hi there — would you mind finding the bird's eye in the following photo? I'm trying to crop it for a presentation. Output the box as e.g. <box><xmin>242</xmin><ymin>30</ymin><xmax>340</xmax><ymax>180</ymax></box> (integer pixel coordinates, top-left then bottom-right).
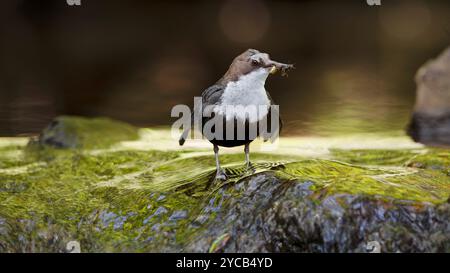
<box><xmin>251</xmin><ymin>60</ymin><xmax>259</xmax><ymax>66</ymax></box>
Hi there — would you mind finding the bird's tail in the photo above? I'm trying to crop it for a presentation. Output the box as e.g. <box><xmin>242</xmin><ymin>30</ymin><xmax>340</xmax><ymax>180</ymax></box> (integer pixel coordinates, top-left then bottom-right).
<box><xmin>179</xmin><ymin>128</ymin><xmax>190</xmax><ymax>146</ymax></box>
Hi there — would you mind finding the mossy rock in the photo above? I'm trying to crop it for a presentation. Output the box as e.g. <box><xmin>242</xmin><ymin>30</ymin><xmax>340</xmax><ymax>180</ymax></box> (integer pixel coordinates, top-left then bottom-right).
<box><xmin>0</xmin><ymin>125</ymin><xmax>449</xmax><ymax>252</ymax></box>
<box><xmin>28</xmin><ymin>116</ymin><xmax>139</xmax><ymax>150</ymax></box>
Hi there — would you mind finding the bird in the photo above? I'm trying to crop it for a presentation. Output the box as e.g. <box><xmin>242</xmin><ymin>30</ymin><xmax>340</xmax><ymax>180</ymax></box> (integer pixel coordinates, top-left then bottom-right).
<box><xmin>179</xmin><ymin>49</ymin><xmax>294</xmax><ymax>180</ymax></box>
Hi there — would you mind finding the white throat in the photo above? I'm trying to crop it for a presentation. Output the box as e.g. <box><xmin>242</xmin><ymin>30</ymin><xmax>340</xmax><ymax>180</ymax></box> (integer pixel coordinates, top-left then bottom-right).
<box><xmin>215</xmin><ymin>68</ymin><xmax>271</xmax><ymax>122</ymax></box>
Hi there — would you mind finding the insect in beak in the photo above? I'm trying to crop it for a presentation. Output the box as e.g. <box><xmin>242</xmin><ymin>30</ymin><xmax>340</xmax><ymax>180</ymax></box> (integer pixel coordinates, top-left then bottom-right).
<box><xmin>270</xmin><ymin>66</ymin><xmax>278</xmax><ymax>74</ymax></box>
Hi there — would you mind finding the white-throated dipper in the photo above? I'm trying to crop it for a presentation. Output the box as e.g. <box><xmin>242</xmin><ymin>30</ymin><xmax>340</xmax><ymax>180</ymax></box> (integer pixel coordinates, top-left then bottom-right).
<box><xmin>179</xmin><ymin>49</ymin><xmax>294</xmax><ymax>180</ymax></box>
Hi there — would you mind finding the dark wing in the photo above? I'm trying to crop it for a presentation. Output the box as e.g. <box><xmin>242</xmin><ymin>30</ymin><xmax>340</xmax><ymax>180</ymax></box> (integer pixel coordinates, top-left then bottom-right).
<box><xmin>263</xmin><ymin>91</ymin><xmax>283</xmax><ymax>142</ymax></box>
<box><xmin>179</xmin><ymin>84</ymin><xmax>225</xmax><ymax>145</ymax></box>
<box><xmin>201</xmin><ymin>84</ymin><xmax>225</xmax><ymax>106</ymax></box>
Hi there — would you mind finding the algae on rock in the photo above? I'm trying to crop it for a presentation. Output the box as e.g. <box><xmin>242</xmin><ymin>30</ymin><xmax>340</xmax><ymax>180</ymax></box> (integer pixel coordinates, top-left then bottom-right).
<box><xmin>28</xmin><ymin>116</ymin><xmax>139</xmax><ymax>150</ymax></box>
<box><xmin>0</xmin><ymin>117</ymin><xmax>449</xmax><ymax>252</ymax></box>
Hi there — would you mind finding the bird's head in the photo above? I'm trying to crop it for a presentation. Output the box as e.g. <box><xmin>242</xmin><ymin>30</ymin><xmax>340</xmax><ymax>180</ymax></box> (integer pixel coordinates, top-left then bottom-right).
<box><xmin>220</xmin><ymin>49</ymin><xmax>294</xmax><ymax>83</ymax></box>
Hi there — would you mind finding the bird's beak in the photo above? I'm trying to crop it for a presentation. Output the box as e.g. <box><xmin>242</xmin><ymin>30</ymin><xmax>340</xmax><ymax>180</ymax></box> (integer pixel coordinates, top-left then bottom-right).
<box><xmin>267</xmin><ymin>60</ymin><xmax>294</xmax><ymax>76</ymax></box>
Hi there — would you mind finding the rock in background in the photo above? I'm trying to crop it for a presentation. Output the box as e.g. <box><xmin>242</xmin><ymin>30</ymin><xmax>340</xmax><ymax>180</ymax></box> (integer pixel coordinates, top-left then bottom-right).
<box><xmin>28</xmin><ymin>116</ymin><xmax>139</xmax><ymax>149</ymax></box>
<box><xmin>408</xmin><ymin>47</ymin><xmax>450</xmax><ymax>146</ymax></box>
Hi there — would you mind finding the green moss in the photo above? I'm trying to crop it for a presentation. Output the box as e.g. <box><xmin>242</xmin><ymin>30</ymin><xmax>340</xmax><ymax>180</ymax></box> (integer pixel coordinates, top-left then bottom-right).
<box><xmin>28</xmin><ymin>116</ymin><xmax>139</xmax><ymax>150</ymax></box>
<box><xmin>0</xmin><ymin>147</ymin><xmax>184</xmax><ymax>252</ymax></box>
<box><xmin>405</xmin><ymin>148</ymin><xmax>450</xmax><ymax>171</ymax></box>
<box><xmin>0</xmin><ymin>128</ymin><xmax>449</xmax><ymax>252</ymax></box>
<box><xmin>331</xmin><ymin>148</ymin><xmax>449</xmax><ymax>171</ymax></box>
<box><xmin>331</xmin><ymin>149</ymin><xmax>422</xmax><ymax>166</ymax></box>
<box><xmin>279</xmin><ymin>156</ymin><xmax>449</xmax><ymax>204</ymax></box>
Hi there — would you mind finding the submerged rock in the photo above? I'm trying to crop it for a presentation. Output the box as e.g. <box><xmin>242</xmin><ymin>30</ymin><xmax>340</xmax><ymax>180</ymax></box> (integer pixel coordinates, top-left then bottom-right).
<box><xmin>0</xmin><ymin>124</ymin><xmax>449</xmax><ymax>252</ymax></box>
<box><xmin>28</xmin><ymin>116</ymin><xmax>138</xmax><ymax>149</ymax></box>
<box><xmin>408</xmin><ymin>47</ymin><xmax>450</xmax><ymax>146</ymax></box>
<box><xmin>0</xmin><ymin>141</ymin><xmax>449</xmax><ymax>252</ymax></box>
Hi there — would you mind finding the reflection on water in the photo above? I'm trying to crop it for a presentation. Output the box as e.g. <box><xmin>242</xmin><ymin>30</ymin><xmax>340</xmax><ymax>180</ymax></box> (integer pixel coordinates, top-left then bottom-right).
<box><xmin>0</xmin><ymin>0</ymin><xmax>449</xmax><ymax>137</ymax></box>
<box><xmin>0</xmin><ymin>95</ymin><xmax>413</xmax><ymax>137</ymax></box>
<box><xmin>286</xmin><ymin>101</ymin><xmax>412</xmax><ymax>136</ymax></box>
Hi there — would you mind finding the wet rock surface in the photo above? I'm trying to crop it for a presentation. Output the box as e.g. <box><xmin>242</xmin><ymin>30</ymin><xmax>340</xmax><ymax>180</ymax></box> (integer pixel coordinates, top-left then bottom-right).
<box><xmin>408</xmin><ymin>46</ymin><xmax>450</xmax><ymax>146</ymax></box>
<box><xmin>186</xmin><ymin>174</ymin><xmax>450</xmax><ymax>253</ymax></box>
<box><xmin>0</xmin><ymin>118</ymin><xmax>449</xmax><ymax>253</ymax></box>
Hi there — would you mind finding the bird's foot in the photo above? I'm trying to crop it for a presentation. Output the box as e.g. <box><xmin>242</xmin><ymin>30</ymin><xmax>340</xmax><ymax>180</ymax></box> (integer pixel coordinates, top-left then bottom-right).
<box><xmin>245</xmin><ymin>162</ymin><xmax>255</xmax><ymax>174</ymax></box>
<box><xmin>215</xmin><ymin>169</ymin><xmax>228</xmax><ymax>181</ymax></box>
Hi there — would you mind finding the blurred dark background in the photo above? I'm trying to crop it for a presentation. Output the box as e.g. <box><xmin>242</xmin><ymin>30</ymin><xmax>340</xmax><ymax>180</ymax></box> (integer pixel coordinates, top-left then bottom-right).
<box><xmin>0</xmin><ymin>0</ymin><xmax>449</xmax><ymax>136</ymax></box>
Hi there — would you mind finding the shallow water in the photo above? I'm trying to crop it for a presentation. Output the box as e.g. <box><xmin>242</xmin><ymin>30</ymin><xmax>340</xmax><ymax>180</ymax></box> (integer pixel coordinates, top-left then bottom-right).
<box><xmin>0</xmin><ymin>128</ymin><xmax>448</xmax><ymax>252</ymax></box>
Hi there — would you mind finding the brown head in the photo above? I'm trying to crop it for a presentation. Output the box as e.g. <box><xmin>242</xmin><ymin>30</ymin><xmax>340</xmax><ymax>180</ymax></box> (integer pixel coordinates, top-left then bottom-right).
<box><xmin>218</xmin><ymin>49</ymin><xmax>294</xmax><ymax>84</ymax></box>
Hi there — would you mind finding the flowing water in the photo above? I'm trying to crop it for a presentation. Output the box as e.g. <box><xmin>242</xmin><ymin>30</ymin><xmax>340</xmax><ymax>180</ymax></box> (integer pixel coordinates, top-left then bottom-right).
<box><xmin>0</xmin><ymin>125</ymin><xmax>448</xmax><ymax>252</ymax></box>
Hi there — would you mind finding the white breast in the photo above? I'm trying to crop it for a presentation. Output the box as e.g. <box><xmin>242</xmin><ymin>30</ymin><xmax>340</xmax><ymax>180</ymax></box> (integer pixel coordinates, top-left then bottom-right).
<box><xmin>214</xmin><ymin>68</ymin><xmax>271</xmax><ymax>123</ymax></box>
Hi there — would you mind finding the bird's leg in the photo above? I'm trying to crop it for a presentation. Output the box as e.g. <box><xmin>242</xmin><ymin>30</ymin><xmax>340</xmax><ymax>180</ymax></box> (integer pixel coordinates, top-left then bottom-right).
<box><xmin>214</xmin><ymin>144</ymin><xmax>227</xmax><ymax>180</ymax></box>
<box><xmin>244</xmin><ymin>143</ymin><xmax>251</xmax><ymax>170</ymax></box>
